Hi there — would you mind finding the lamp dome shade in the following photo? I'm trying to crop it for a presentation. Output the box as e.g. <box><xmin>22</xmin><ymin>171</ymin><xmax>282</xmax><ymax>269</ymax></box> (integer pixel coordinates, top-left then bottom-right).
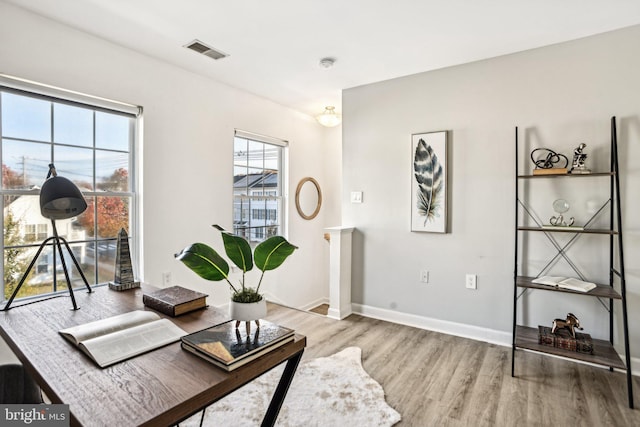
<box><xmin>40</xmin><ymin>176</ymin><xmax>87</xmax><ymax>220</ymax></box>
<box><xmin>316</xmin><ymin>106</ymin><xmax>341</xmax><ymax>127</ymax></box>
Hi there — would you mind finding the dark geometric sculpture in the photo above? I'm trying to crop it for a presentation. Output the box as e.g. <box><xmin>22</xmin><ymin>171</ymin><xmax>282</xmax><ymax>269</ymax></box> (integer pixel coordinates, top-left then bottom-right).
<box><xmin>108</xmin><ymin>228</ymin><xmax>140</xmax><ymax>291</ymax></box>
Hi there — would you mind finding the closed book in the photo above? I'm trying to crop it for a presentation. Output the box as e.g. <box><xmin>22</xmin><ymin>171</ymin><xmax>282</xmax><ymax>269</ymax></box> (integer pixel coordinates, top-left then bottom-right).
<box><xmin>538</xmin><ymin>326</ymin><xmax>593</xmax><ymax>354</ymax></box>
<box><xmin>181</xmin><ymin>319</ymin><xmax>294</xmax><ymax>371</ymax></box>
<box><xmin>143</xmin><ymin>286</ymin><xmax>208</xmax><ymax>317</ymax></box>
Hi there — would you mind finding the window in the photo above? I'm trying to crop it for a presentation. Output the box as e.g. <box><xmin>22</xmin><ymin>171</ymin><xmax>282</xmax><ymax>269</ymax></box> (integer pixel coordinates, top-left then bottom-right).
<box><xmin>24</xmin><ymin>224</ymin><xmax>47</xmax><ymax>242</ymax></box>
<box><xmin>233</xmin><ymin>130</ymin><xmax>286</xmax><ymax>242</ymax></box>
<box><xmin>1</xmin><ymin>76</ymin><xmax>139</xmax><ymax>303</ymax></box>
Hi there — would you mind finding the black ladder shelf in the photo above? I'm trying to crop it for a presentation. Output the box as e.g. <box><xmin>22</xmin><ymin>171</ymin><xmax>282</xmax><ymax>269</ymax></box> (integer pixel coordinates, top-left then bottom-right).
<box><xmin>511</xmin><ymin>116</ymin><xmax>633</xmax><ymax>409</ymax></box>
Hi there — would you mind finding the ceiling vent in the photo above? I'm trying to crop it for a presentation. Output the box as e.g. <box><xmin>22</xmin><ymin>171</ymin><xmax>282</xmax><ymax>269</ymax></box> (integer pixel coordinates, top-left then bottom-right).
<box><xmin>184</xmin><ymin>39</ymin><xmax>228</xmax><ymax>60</ymax></box>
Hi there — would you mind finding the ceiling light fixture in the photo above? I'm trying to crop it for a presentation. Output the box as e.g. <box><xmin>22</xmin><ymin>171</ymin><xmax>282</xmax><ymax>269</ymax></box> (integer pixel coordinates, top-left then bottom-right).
<box><xmin>316</xmin><ymin>106</ymin><xmax>341</xmax><ymax>127</ymax></box>
<box><xmin>319</xmin><ymin>57</ymin><xmax>335</xmax><ymax>69</ymax></box>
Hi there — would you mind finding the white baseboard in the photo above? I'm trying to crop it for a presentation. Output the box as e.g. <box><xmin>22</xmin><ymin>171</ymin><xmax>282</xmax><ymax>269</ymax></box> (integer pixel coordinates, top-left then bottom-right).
<box><xmin>295</xmin><ymin>297</ymin><xmax>330</xmax><ymax>312</ymax></box>
<box><xmin>351</xmin><ymin>303</ymin><xmax>640</xmax><ymax>376</ymax></box>
<box><xmin>351</xmin><ymin>303</ymin><xmax>511</xmax><ymax>347</ymax></box>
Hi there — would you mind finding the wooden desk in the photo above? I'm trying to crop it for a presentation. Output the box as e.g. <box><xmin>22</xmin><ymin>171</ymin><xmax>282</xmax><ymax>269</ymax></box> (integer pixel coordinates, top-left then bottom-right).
<box><xmin>0</xmin><ymin>285</ymin><xmax>306</xmax><ymax>426</ymax></box>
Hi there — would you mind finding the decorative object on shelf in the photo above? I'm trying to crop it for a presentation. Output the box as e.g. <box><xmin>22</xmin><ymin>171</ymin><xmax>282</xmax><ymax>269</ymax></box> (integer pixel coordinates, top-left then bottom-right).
<box><xmin>2</xmin><ymin>163</ymin><xmax>92</xmax><ymax>311</ymax></box>
<box><xmin>295</xmin><ymin>177</ymin><xmax>322</xmax><ymax>220</ymax></box>
<box><xmin>530</xmin><ymin>148</ymin><xmax>568</xmax><ymax>175</ymax></box>
<box><xmin>538</xmin><ymin>325</ymin><xmax>593</xmax><ymax>354</ymax></box>
<box><xmin>551</xmin><ymin>312</ymin><xmax>583</xmax><ymax>338</ymax></box>
<box><xmin>175</xmin><ymin>225</ymin><xmax>297</xmax><ymax>331</ymax></box>
<box><xmin>108</xmin><ymin>228</ymin><xmax>140</xmax><ymax>291</ymax></box>
<box><xmin>531</xmin><ymin>276</ymin><xmax>596</xmax><ymax>293</ymax></box>
<box><xmin>569</xmin><ymin>143</ymin><xmax>591</xmax><ymax>174</ymax></box>
<box><xmin>549</xmin><ymin>198</ymin><xmax>575</xmax><ymax>227</ymax></box>
<box><xmin>411</xmin><ymin>131</ymin><xmax>448</xmax><ymax>233</ymax></box>
<box><xmin>316</xmin><ymin>106</ymin><xmax>341</xmax><ymax>127</ymax></box>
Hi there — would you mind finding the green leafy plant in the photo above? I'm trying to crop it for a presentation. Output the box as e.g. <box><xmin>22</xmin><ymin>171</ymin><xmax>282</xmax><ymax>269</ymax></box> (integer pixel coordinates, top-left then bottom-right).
<box><xmin>175</xmin><ymin>225</ymin><xmax>298</xmax><ymax>303</ymax></box>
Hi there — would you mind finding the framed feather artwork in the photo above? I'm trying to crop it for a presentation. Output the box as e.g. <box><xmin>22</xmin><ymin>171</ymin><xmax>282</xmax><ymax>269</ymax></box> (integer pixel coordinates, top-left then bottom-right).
<box><xmin>411</xmin><ymin>131</ymin><xmax>448</xmax><ymax>233</ymax></box>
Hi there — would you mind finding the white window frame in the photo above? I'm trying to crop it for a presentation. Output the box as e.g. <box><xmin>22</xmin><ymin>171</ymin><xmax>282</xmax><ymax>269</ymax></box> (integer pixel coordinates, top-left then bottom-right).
<box><xmin>233</xmin><ymin>129</ymin><xmax>288</xmax><ymax>241</ymax></box>
<box><xmin>0</xmin><ymin>74</ymin><xmax>141</xmax><ymax>303</ymax></box>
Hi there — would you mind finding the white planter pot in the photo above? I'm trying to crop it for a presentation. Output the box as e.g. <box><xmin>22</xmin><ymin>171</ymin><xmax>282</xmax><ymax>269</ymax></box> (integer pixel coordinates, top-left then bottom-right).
<box><xmin>229</xmin><ymin>299</ymin><xmax>267</xmax><ymax>322</ymax></box>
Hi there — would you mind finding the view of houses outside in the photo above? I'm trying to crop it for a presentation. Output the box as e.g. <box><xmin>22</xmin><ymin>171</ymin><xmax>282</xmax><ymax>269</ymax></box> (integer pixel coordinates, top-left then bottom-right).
<box><xmin>233</xmin><ymin>135</ymin><xmax>284</xmax><ymax>241</ymax></box>
<box><xmin>1</xmin><ymin>89</ymin><xmax>136</xmax><ymax>302</ymax></box>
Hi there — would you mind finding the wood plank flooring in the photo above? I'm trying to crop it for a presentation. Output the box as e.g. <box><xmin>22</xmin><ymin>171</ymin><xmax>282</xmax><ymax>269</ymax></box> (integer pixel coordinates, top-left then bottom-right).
<box><xmin>266</xmin><ymin>304</ymin><xmax>640</xmax><ymax>426</ymax></box>
<box><xmin>309</xmin><ymin>303</ymin><xmax>329</xmax><ymax>315</ymax></box>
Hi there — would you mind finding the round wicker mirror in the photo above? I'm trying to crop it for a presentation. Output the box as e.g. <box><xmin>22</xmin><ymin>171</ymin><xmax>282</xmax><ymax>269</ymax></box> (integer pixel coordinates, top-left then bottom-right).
<box><xmin>295</xmin><ymin>177</ymin><xmax>322</xmax><ymax>220</ymax></box>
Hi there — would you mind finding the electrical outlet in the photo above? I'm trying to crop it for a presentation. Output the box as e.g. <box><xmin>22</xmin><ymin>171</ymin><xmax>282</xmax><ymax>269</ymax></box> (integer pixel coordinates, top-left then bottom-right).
<box><xmin>420</xmin><ymin>270</ymin><xmax>429</xmax><ymax>283</ymax></box>
<box><xmin>162</xmin><ymin>271</ymin><xmax>171</xmax><ymax>287</ymax></box>
<box><xmin>465</xmin><ymin>274</ymin><xmax>477</xmax><ymax>290</ymax></box>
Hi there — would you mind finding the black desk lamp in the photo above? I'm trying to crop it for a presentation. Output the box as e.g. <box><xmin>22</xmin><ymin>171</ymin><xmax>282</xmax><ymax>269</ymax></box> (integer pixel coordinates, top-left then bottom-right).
<box><xmin>2</xmin><ymin>164</ymin><xmax>93</xmax><ymax>310</ymax></box>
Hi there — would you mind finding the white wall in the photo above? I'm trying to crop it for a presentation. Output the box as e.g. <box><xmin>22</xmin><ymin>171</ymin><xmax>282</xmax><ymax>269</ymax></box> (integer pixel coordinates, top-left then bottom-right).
<box><xmin>0</xmin><ymin>2</ymin><xmax>340</xmax><ymax>308</ymax></box>
<box><xmin>343</xmin><ymin>25</ymin><xmax>640</xmax><ymax>357</ymax></box>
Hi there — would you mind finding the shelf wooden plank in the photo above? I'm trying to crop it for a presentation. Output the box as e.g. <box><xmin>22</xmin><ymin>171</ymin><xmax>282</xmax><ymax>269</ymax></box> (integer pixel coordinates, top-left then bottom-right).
<box><xmin>514</xmin><ymin>325</ymin><xmax>626</xmax><ymax>370</ymax></box>
<box><xmin>516</xmin><ymin>276</ymin><xmax>622</xmax><ymax>299</ymax></box>
<box><xmin>517</xmin><ymin>226</ymin><xmax>617</xmax><ymax>235</ymax></box>
<box><xmin>517</xmin><ymin>172</ymin><xmax>614</xmax><ymax>179</ymax></box>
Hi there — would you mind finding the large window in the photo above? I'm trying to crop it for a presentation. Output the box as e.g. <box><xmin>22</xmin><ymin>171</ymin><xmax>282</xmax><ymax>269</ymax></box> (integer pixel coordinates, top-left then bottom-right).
<box><xmin>233</xmin><ymin>130</ymin><xmax>286</xmax><ymax>242</ymax></box>
<box><xmin>1</xmin><ymin>77</ymin><xmax>139</xmax><ymax>303</ymax></box>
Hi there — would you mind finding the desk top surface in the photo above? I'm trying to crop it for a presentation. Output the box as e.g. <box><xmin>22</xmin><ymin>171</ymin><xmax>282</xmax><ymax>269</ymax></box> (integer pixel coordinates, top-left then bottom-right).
<box><xmin>0</xmin><ymin>285</ymin><xmax>306</xmax><ymax>426</ymax></box>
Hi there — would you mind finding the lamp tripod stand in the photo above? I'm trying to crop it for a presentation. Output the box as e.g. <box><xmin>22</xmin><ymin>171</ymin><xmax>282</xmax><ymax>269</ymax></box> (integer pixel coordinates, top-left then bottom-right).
<box><xmin>2</xmin><ymin>220</ymin><xmax>92</xmax><ymax>311</ymax></box>
<box><xmin>2</xmin><ymin>163</ymin><xmax>93</xmax><ymax>311</ymax></box>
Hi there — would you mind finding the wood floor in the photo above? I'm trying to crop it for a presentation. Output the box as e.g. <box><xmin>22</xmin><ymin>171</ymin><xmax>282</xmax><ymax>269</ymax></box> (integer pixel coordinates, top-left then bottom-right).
<box><xmin>266</xmin><ymin>303</ymin><xmax>640</xmax><ymax>426</ymax></box>
<box><xmin>308</xmin><ymin>303</ymin><xmax>329</xmax><ymax>315</ymax></box>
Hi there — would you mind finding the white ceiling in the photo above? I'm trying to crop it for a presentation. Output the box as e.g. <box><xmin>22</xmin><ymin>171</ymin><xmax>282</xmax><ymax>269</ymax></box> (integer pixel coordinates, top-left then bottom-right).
<box><xmin>6</xmin><ymin>0</ymin><xmax>640</xmax><ymax>118</ymax></box>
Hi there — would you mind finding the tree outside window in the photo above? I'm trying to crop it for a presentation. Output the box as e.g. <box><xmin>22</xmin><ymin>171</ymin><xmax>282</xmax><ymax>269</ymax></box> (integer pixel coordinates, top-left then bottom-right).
<box><xmin>1</xmin><ymin>86</ymin><xmax>138</xmax><ymax>302</ymax></box>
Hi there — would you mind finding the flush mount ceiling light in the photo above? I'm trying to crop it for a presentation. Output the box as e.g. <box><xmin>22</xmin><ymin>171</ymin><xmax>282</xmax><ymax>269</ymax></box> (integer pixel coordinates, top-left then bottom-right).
<box><xmin>316</xmin><ymin>106</ymin><xmax>341</xmax><ymax>127</ymax></box>
<box><xmin>319</xmin><ymin>57</ymin><xmax>335</xmax><ymax>69</ymax></box>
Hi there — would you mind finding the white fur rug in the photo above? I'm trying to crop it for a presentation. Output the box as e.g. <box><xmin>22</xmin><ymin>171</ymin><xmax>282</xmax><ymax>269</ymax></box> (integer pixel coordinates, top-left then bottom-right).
<box><xmin>181</xmin><ymin>347</ymin><xmax>401</xmax><ymax>427</ymax></box>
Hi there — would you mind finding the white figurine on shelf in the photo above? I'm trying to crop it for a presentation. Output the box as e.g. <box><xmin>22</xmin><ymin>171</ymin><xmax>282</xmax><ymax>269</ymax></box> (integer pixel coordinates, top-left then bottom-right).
<box><xmin>570</xmin><ymin>143</ymin><xmax>591</xmax><ymax>174</ymax></box>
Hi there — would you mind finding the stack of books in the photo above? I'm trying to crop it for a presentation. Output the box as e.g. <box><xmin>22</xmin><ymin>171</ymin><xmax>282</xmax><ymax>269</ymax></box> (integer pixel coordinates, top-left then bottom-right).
<box><xmin>538</xmin><ymin>325</ymin><xmax>594</xmax><ymax>354</ymax></box>
<box><xmin>181</xmin><ymin>319</ymin><xmax>295</xmax><ymax>371</ymax></box>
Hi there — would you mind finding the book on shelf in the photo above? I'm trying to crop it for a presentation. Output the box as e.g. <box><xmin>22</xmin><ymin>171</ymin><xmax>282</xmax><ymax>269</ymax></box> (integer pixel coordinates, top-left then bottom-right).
<box><xmin>181</xmin><ymin>319</ymin><xmax>295</xmax><ymax>371</ymax></box>
<box><xmin>538</xmin><ymin>326</ymin><xmax>594</xmax><ymax>354</ymax></box>
<box><xmin>59</xmin><ymin>310</ymin><xmax>187</xmax><ymax>368</ymax></box>
<box><xmin>531</xmin><ymin>276</ymin><xmax>597</xmax><ymax>292</ymax></box>
<box><xmin>143</xmin><ymin>285</ymin><xmax>208</xmax><ymax>317</ymax></box>
<box><xmin>532</xmin><ymin>167</ymin><xmax>568</xmax><ymax>175</ymax></box>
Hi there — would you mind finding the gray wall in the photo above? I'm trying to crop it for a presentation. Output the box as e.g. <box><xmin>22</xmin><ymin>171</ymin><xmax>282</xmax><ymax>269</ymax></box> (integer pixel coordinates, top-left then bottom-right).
<box><xmin>342</xmin><ymin>25</ymin><xmax>640</xmax><ymax>357</ymax></box>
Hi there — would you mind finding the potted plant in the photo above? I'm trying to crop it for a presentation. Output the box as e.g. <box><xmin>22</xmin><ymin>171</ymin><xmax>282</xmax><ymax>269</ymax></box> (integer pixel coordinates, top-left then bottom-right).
<box><xmin>175</xmin><ymin>225</ymin><xmax>297</xmax><ymax>326</ymax></box>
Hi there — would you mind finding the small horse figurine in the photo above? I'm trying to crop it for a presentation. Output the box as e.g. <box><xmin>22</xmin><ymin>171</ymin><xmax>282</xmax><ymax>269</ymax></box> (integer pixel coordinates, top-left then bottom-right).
<box><xmin>552</xmin><ymin>313</ymin><xmax>583</xmax><ymax>338</ymax></box>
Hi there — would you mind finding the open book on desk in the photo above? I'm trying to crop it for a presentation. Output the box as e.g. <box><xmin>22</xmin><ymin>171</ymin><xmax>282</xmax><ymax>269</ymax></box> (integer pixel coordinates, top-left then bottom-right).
<box><xmin>59</xmin><ymin>310</ymin><xmax>186</xmax><ymax>368</ymax></box>
<box><xmin>531</xmin><ymin>276</ymin><xmax>597</xmax><ymax>293</ymax></box>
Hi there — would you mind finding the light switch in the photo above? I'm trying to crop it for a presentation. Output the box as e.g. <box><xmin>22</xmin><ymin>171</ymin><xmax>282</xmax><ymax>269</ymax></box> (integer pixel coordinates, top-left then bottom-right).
<box><xmin>350</xmin><ymin>191</ymin><xmax>363</xmax><ymax>203</ymax></box>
